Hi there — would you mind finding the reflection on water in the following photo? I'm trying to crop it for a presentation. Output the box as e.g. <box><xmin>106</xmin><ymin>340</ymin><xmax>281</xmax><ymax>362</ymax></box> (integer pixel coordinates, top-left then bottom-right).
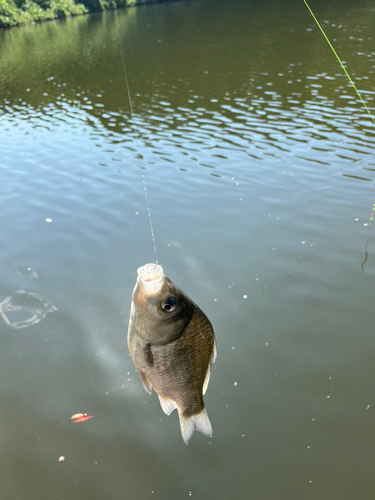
<box><xmin>0</xmin><ymin>291</ymin><xmax>57</xmax><ymax>329</ymax></box>
<box><xmin>1</xmin><ymin>0</ymin><xmax>375</xmax><ymax>498</ymax></box>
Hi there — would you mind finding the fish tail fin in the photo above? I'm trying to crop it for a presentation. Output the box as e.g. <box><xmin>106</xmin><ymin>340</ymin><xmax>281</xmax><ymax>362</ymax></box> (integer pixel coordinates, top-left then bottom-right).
<box><xmin>179</xmin><ymin>408</ymin><xmax>212</xmax><ymax>445</ymax></box>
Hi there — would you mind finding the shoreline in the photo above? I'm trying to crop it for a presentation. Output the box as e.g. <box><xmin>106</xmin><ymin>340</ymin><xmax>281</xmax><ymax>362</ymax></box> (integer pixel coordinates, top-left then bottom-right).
<box><xmin>0</xmin><ymin>0</ymin><xmax>183</xmax><ymax>30</ymax></box>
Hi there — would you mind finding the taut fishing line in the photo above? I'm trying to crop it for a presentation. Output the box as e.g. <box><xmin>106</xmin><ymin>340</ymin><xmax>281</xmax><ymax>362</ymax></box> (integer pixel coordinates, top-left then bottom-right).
<box><xmin>118</xmin><ymin>28</ymin><xmax>158</xmax><ymax>263</ymax></box>
<box><xmin>303</xmin><ymin>0</ymin><xmax>375</xmax><ymax>271</ymax></box>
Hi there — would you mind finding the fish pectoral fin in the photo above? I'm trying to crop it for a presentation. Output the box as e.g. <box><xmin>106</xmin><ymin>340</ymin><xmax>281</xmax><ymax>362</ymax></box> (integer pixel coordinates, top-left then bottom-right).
<box><xmin>202</xmin><ymin>339</ymin><xmax>217</xmax><ymax>395</ymax></box>
<box><xmin>179</xmin><ymin>408</ymin><xmax>212</xmax><ymax>445</ymax></box>
<box><xmin>139</xmin><ymin>370</ymin><xmax>152</xmax><ymax>394</ymax></box>
<box><xmin>158</xmin><ymin>395</ymin><xmax>177</xmax><ymax>415</ymax></box>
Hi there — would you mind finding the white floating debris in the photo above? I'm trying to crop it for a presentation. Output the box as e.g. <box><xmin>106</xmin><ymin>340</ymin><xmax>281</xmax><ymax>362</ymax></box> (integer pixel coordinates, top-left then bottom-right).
<box><xmin>58</xmin><ymin>456</ymin><xmax>65</xmax><ymax>462</ymax></box>
<box><xmin>234</xmin><ymin>382</ymin><xmax>238</xmax><ymax>386</ymax></box>
<box><xmin>301</xmin><ymin>240</ymin><xmax>306</xmax><ymax>245</ymax></box>
<box><xmin>364</xmin><ymin>223</ymin><xmax>369</xmax><ymax>227</ymax></box>
<box><xmin>355</xmin><ymin>218</ymin><xmax>359</xmax><ymax>221</ymax></box>
<box><xmin>243</xmin><ymin>295</ymin><xmax>248</xmax><ymax>299</ymax></box>
<box><xmin>45</xmin><ymin>218</ymin><xmax>53</xmax><ymax>223</ymax></box>
<box><xmin>135</xmin><ymin>211</ymin><xmax>139</xmax><ymax>215</ymax></box>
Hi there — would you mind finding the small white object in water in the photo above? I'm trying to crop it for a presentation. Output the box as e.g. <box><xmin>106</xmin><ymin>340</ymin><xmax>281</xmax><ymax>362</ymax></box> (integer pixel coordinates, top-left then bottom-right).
<box><xmin>243</xmin><ymin>295</ymin><xmax>248</xmax><ymax>299</ymax></box>
<box><xmin>45</xmin><ymin>218</ymin><xmax>53</xmax><ymax>223</ymax></box>
<box><xmin>58</xmin><ymin>456</ymin><xmax>65</xmax><ymax>462</ymax></box>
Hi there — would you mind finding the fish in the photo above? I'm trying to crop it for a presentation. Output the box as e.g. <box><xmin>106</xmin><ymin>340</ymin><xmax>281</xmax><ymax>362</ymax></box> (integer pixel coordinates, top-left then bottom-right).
<box><xmin>127</xmin><ymin>263</ymin><xmax>217</xmax><ymax>444</ymax></box>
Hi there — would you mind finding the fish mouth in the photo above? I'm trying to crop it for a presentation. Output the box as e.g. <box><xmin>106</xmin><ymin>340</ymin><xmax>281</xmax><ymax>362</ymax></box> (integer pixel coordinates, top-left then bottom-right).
<box><xmin>137</xmin><ymin>263</ymin><xmax>165</xmax><ymax>293</ymax></box>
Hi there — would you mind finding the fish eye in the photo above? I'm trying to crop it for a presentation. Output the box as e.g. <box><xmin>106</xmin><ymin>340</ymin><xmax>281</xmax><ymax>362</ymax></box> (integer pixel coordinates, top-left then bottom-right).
<box><xmin>161</xmin><ymin>296</ymin><xmax>177</xmax><ymax>312</ymax></box>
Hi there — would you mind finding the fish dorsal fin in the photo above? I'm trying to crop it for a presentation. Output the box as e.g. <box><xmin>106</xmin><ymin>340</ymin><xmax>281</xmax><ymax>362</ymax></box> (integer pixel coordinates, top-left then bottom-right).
<box><xmin>139</xmin><ymin>370</ymin><xmax>152</xmax><ymax>394</ymax></box>
<box><xmin>212</xmin><ymin>339</ymin><xmax>217</xmax><ymax>364</ymax></box>
<box><xmin>158</xmin><ymin>396</ymin><xmax>177</xmax><ymax>415</ymax></box>
<box><xmin>202</xmin><ymin>339</ymin><xmax>217</xmax><ymax>395</ymax></box>
<box><xmin>202</xmin><ymin>368</ymin><xmax>211</xmax><ymax>395</ymax></box>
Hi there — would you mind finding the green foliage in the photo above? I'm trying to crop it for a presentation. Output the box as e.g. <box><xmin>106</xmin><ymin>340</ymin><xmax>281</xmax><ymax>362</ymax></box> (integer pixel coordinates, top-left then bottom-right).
<box><xmin>0</xmin><ymin>0</ymin><xmax>87</xmax><ymax>28</ymax></box>
<box><xmin>0</xmin><ymin>0</ymin><xmax>167</xmax><ymax>29</ymax></box>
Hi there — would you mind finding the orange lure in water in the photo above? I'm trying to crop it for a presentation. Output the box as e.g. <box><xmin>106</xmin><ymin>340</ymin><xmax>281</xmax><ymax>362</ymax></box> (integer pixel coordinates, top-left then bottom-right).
<box><xmin>69</xmin><ymin>413</ymin><xmax>94</xmax><ymax>423</ymax></box>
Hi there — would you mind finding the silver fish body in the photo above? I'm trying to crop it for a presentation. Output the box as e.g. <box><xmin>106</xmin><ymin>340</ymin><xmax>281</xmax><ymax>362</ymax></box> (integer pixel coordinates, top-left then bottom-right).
<box><xmin>127</xmin><ymin>263</ymin><xmax>217</xmax><ymax>444</ymax></box>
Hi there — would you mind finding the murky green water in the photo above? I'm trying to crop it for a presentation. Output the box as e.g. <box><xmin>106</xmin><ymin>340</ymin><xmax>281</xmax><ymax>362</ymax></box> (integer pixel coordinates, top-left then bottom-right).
<box><xmin>1</xmin><ymin>0</ymin><xmax>375</xmax><ymax>498</ymax></box>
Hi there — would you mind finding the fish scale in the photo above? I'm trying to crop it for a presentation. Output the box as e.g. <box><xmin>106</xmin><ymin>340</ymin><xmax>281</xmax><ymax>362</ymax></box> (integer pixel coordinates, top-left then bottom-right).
<box><xmin>151</xmin><ymin>306</ymin><xmax>215</xmax><ymax>417</ymax></box>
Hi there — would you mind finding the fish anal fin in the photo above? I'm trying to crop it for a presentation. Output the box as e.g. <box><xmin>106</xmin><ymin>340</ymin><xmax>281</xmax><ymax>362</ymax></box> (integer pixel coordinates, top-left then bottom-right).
<box><xmin>139</xmin><ymin>370</ymin><xmax>152</xmax><ymax>394</ymax></box>
<box><xmin>179</xmin><ymin>408</ymin><xmax>212</xmax><ymax>445</ymax></box>
<box><xmin>158</xmin><ymin>395</ymin><xmax>177</xmax><ymax>415</ymax></box>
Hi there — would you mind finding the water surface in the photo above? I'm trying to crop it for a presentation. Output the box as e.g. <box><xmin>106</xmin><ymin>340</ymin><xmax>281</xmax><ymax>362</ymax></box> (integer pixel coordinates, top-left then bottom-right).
<box><xmin>1</xmin><ymin>0</ymin><xmax>375</xmax><ymax>498</ymax></box>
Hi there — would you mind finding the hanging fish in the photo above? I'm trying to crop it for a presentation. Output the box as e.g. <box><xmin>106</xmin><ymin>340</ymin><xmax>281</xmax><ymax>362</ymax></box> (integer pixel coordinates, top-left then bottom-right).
<box><xmin>127</xmin><ymin>263</ymin><xmax>217</xmax><ymax>444</ymax></box>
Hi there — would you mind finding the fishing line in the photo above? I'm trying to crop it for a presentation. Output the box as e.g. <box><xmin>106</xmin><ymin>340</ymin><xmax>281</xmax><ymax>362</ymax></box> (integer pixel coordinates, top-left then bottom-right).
<box><xmin>303</xmin><ymin>0</ymin><xmax>375</xmax><ymax>125</ymax></box>
<box><xmin>303</xmin><ymin>0</ymin><xmax>375</xmax><ymax>270</ymax></box>
<box><xmin>118</xmin><ymin>30</ymin><xmax>158</xmax><ymax>263</ymax></box>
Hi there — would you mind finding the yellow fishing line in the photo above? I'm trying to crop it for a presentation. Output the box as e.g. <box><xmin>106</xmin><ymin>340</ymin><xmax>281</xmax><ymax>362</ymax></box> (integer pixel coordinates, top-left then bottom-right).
<box><xmin>303</xmin><ymin>0</ymin><xmax>375</xmax><ymax>125</ymax></box>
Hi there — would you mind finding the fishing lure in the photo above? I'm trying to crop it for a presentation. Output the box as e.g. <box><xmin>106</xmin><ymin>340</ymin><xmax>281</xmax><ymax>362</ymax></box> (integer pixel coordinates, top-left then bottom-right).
<box><xmin>69</xmin><ymin>413</ymin><xmax>94</xmax><ymax>423</ymax></box>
